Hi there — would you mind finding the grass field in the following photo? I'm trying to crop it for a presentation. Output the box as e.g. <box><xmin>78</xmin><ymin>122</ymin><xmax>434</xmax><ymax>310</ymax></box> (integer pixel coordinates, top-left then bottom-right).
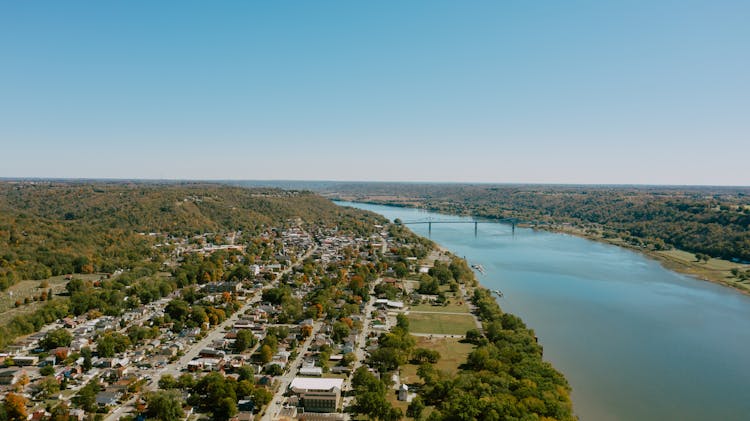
<box><xmin>409</xmin><ymin>300</ymin><xmax>470</xmax><ymax>313</ymax></box>
<box><xmin>394</xmin><ymin>337</ymin><xmax>475</xmax><ymax>419</ymax></box>
<box><xmin>655</xmin><ymin>249</ymin><xmax>750</xmax><ymax>292</ymax></box>
<box><xmin>0</xmin><ymin>274</ymin><xmax>101</xmax><ymax>318</ymax></box>
<box><xmin>406</xmin><ymin>313</ymin><xmax>477</xmax><ymax>335</ymax></box>
<box><xmin>400</xmin><ymin>336</ymin><xmax>474</xmax><ymax>384</ymax></box>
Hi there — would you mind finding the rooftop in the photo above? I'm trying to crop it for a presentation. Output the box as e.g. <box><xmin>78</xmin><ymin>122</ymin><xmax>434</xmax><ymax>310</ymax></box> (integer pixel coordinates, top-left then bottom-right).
<box><xmin>290</xmin><ymin>377</ymin><xmax>343</xmax><ymax>391</ymax></box>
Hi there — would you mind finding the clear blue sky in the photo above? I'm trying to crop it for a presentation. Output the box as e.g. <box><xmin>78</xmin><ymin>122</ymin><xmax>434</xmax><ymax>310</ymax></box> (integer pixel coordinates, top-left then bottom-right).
<box><xmin>1</xmin><ymin>1</ymin><xmax>748</xmax><ymax>185</ymax></box>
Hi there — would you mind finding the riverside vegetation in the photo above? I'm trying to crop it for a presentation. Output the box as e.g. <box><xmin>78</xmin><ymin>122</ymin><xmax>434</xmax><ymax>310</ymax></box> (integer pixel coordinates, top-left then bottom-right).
<box><xmin>0</xmin><ymin>181</ymin><xmax>574</xmax><ymax>420</ymax></box>
<box><xmin>323</xmin><ymin>183</ymin><xmax>750</xmax><ymax>290</ymax></box>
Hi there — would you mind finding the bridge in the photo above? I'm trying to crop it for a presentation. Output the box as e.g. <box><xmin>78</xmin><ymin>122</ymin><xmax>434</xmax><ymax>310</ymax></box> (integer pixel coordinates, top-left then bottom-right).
<box><xmin>397</xmin><ymin>218</ymin><xmax>519</xmax><ymax>236</ymax></box>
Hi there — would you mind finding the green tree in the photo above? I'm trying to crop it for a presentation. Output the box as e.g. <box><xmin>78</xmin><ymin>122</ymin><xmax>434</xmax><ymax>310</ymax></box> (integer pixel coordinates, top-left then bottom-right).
<box><xmin>407</xmin><ymin>396</ymin><xmax>425</xmax><ymax>419</ymax></box>
<box><xmin>73</xmin><ymin>380</ymin><xmax>99</xmax><ymax>412</ymax></box>
<box><xmin>145</xmin><ymin>390</ymin><xmax>184</xmax><ymax>421</ymax></box>
<box><xmin>34</xmin><ymin>376</ymin><xmax>60</xmax><ymax>399</ymax></box>
<box><xmin>331</xmin><ymin>321</ymin><xmax>351</xmax><ymax>343</ymax></box>
<box><xmin>158</xmin><ymin>374</ymin><xmax>178</xmax><ymax>390</ymax></box>
<box><xmin>396</xmin><ymin>314</ymin><xmax>409</xmax><ymax>331</ymax></box>
<box><xmin>81</xmin><ymin>347</ymin><xmax>93</xmax><ymax>372</ymax></box>
<box><xmin>214</xmin><ymin>397</ymin><xmax>237</xmax><ymax>421</ymax></box>
<box><xmin>259</xmin><ymin>344</ymin><xmax>273</xmax><ymax>364</ymax></box>
<box><xmin>234</xmin><ymin>329</ymin><xmax>255</xmax><ymax>353</ymax></box>
<box><xmin>41</xmin><ymin>328</ymin><xmax>73</xmax><ymax>350</ymax></box>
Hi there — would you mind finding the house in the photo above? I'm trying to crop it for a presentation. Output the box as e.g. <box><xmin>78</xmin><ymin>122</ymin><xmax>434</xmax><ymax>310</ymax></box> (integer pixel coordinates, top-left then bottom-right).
<box><xmin>398</xmin><ymin>384</ymin><xmax>409</xmax><ymax>401</ymax></box>
<box><xmin>199</xmin><ymin>348</ymin><xmax>225</xmax><ymax>359</ymax></box>
<box><xmin>299</xmin><ymin>364</ymin><xmax>323</xmax><ymax>377</ymax></box>
<box><xmin>95</xmin><ymin>390</ymin><xmax>121</xmax><ymax>407</ymax></box>
<box><xmin>0</xmin><ymin>368</ymin><xmax>26</xmax><ymax>385</ymax></box>
<box><xmin>203</xmin><ymin>281</ymin><xmax>242</xmax><ymax>294</ymax></box>
<box><xmin>234</xmin><ymin>320</ymin><xmax>254</xmax><ymax>329</ymax></box>
<box><xmin>14</xmin><ymin>356</ymin><xmax>39</xmax><ymax>366</ymax></box>
<box><xmin>187</xmin><ymin>358</ymin><xmax>223</xmax><ymax>372</ymax></box>
<box><xmin>289</xmin><ymin>377</ymin><xmax>344</xmax><ymax>413</ymax></box>
<box><xmin>238</xmin><ymin>399</ymin><xmax>255</xmax><ymax>413</ymax></box>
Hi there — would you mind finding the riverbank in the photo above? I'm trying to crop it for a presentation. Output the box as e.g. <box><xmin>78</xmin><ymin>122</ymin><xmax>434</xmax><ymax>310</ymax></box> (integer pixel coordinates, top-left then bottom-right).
<box><xmin>337</xmin><ymin>199</ymin><xmax>750</xmax><ymax>421</ymax></box>
<box><xmin>547</xmin><ymin>224</ymin><xmax>750</xmax><ymax>295</ymax></box>
<box><xmin>334</xmin><ymin>196</ymin><xmax>750</xmax><ymax>295</ymax></box>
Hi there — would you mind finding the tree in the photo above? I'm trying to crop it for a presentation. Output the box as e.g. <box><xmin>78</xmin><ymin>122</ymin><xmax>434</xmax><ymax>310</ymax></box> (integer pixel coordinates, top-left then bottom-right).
<box><xmin>407</xmin><ymin>396</ymin><xmax>425</xmax><ymax>419</ymax></box>
<box><xmin>177</xmin><ymin>373</ymin><xmax>195</xmax><ymax>390</ymax></box>
<box><xmin>234</xmin><ymin>329</ymin><xmax>255</xmax><ymax>353</ymax></box>
<box><xmin>165</xmin><ymin>299</ymin><xmax>190</xmax><ymax>322</ymax></box>
<box><xmin>41</xmin><ymin>328</ymin><xmax>73</xmax><ymax>350</ymax></box>
<box><xmin>34</xmin><ymin>376</ymin><xmax>60</xmax><ymax>399</ymax></box>
<box><xmin>214</xmin><ymin>397</ymin><xmax>237</xmax><ymax>421</ymax></box>
<box><xmin>393</xmin><ymin>262</ymin><xmax>408</xmax><ymax>278</ymax></box>
<box><xmin>341</xmin><ymin>352</ymin><xmax>357</xmax><ymax>367</ymax></box>
<box><xmin>465</xmin><ymin>328</ymin><xmax>483</xmax><ymax>344</ymax></box>
<box><xmin>96</xmin><ymin>332</ymin><xmax>131</xmax><ymax>358</ymax></box>
<box><xmin>158</xmin><ymin>374</ymin><xmax>178</xmax><ymax>390</ymax></box>
<box><xmin>146</xmin><ymin>390</ymin><xmax>184</xmax><ymax>421</ymax></box>
<box><xmin>259</xmin><ymin>345</ymin><xmax>273</xmax><ymax>364</ymax></box>
<box><xmin>396</xmin><ymin>314</ymin><xmax>410</xmax><ymax>331</ymax></box>
<box><xmin>411</xmin><ymin>348</ymin><xmax>440</xmax><ymax>364</ymax></box>
<box><xmin>251</xmin><ymin>387</ymin><xmax>273</xmax><ymax>407</ymax></box>
<box><xmin>331</xmin><ymin>321</ymin><xmax>351</xmax><ymax>343</ymax></box>
<box><xmin>3</xmin><ymin>393</ymin><xmax>27</xmax><ymax>421</ymax></box>
<box><xmin>237</xmin><ymin>366</ymin><xmax>254</xmax><ymax>382</ymax></box>
<box><xmin>73</xmin><ymin>380</ymin><xmax>98</xmax><ymax>412</ymax></box>
<box><xmin>264</xmin><ymin>364</ymin><xmax>283</xmax><ymax>376</ymax></box>
<box><xmin>81</xmin><ymin>347</ymin><xmax>93</xmax><ymax>372</ymax></box>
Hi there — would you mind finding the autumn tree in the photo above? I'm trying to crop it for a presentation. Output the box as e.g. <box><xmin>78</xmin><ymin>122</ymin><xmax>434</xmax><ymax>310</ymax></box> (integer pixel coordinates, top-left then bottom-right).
<box><xmin>3</xmin><ymin>393</ymin><xmax>28</xmax><ymax>421</ymax></box>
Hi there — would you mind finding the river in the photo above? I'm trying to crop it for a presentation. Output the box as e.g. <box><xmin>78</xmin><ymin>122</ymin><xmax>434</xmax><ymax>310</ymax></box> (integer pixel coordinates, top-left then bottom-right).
<box><xmin>336</xmin><ymin>201</ymin><xmax>750</xmax><ymax>421</ymax></box>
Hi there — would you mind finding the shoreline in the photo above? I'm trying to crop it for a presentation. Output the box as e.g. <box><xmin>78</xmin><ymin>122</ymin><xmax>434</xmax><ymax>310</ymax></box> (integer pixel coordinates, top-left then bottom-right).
<box><xmin>336</xmin><ymin>198</ymin><xmax>750</xmax><ymax>296</ymax></box>
<box><xmin>544</xmin><ymin>224</ymin><xmax>750</xmax><ymax>296</ymax></box>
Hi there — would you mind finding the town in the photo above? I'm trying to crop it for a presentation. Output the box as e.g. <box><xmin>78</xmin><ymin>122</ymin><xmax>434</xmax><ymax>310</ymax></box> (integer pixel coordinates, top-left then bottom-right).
<box><xmin>0</xmin><ymin>215</ymin><xmax>480</xmax><ymax>421</ymax></box>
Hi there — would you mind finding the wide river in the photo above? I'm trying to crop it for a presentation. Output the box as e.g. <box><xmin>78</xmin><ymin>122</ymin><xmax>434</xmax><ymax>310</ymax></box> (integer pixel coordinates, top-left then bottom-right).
<box><xmin>336</xmin><ymin>201</ymin><xmax>750</xmax><ymax>421</ymax></box>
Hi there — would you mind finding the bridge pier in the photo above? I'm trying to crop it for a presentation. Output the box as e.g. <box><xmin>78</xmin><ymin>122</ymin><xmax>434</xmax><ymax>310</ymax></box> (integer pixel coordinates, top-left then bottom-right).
<box><xmin>428</xmin><ymin>221</ymin><xmax>431</xmax><ymax>235</ymax></box>
<box><xmin>474</xmin><ymin>221</ymin><xmax>478</xmax><ymax>236</ymax></box>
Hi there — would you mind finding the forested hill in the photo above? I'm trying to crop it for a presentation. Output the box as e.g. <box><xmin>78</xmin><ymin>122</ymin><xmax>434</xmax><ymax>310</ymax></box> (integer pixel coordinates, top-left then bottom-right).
<box><xmin>0</xmin><ymin>181</ymin><xmax>383</xmax><ymax>288</ymax></box>
<box><xmin>320</xmin><ymin>183</ymin><xmax>750</xmax><ymax>262</ymax></box>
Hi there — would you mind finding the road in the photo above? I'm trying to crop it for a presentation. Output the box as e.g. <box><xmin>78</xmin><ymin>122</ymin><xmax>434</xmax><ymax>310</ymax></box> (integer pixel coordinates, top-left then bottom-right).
<box><xmin>261</xmin><ymin>321</ymin><xmax>322</xmax><ymax>421</ymax></box>
<box><xmin>341</xmin><ymin>278</ymin><xmax>380</xmax><ymax>408</ymax></box>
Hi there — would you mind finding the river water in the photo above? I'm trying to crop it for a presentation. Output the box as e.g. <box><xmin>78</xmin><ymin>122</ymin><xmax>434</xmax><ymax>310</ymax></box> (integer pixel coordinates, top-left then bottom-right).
<box><xmin>336</xmin><ymin>201</ymin><xmax>750</xmax><ymax>421</ymax></box>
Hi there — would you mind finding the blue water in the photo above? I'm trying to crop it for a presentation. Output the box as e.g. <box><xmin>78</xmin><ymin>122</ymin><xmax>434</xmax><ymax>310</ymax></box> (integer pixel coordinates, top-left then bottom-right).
<box><xmin>337</xmin><ymin>201</ymin><xmax>750</xmax><ymax>421</ymax></box>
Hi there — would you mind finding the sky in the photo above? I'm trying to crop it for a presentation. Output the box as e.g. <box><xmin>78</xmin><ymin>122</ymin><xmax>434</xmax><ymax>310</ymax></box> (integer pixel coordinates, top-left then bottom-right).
<box><xmin>1</xmin><ymin>1</ymin><xmax>748</xmax><ymax>185</ymax></box>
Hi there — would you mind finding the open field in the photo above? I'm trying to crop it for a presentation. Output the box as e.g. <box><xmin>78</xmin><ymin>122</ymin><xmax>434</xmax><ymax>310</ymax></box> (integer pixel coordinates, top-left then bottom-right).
<box><xmin>409</xmin><ymin>300</ymin><xmax>470</xmax><ymax>313</ymax></box>
<box><xmin>400</xmin><ymin>336</ymin><xmax>474</xmax><ymax>384</ymax></box>
<box><xmin>393</xmin><ymin>337</ymin><xmax>475</xmax><ymax>419</ymax></box>
<box><xmin>0</xmin><ymin>274</ymin><xmax>102</xmax><ymax>319</ymax></box>
<box><xmin>406</xmin><ymin>313</ymin><xmax>477</xmax><ymax>335</ymax></box>
<box><xmin>655</xmin><ymin>249</ymin><xmax>750</xmax><ymax>292</ymax></box>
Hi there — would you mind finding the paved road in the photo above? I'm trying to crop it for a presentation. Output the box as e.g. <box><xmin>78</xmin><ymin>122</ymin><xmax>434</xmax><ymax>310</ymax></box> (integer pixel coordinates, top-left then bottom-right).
<box><xmin>261</xmin><ymin>321</ymin><xmax>322</xmax><ymax>421</ymax></box>
<box><xmin>341</xmin><ymin>279</ymin><xmax>380</xmax><ymax>408</ymax></box>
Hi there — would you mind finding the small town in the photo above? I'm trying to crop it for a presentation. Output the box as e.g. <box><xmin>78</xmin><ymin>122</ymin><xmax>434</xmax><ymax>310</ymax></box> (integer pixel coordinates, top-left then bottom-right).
<box><xmin>0</xmin><ymin>213</ymin><xmax>485</xmax><ymax>421</ymax></box>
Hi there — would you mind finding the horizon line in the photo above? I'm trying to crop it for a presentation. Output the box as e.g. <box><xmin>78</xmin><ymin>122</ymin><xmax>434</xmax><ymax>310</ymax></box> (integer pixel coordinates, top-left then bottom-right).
<box><xmin>1</xmin><ymin>176</ymin><xmax>749</xmax><ymax>189</ymax></box>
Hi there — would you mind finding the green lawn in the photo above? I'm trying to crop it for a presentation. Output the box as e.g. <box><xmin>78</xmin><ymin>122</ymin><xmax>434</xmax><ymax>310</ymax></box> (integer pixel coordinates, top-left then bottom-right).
<box><xmin>397</xmin><ymin>337</ymin><xmax>475</xmax><ymax>419</ymax></box>
<box><xmin>400</xmin><ymin>337</ymin><xmax>474</xmax><ymax>383</ymax></box>
<box><xmin>406</xmin><ymin>313</ymin><xmax>477</xmax><ymax>335</ymax></box>
<box><xmin>410</xmin><ymin>299</ymin><xmax>470</xmax><ymax>313</ymax></box>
